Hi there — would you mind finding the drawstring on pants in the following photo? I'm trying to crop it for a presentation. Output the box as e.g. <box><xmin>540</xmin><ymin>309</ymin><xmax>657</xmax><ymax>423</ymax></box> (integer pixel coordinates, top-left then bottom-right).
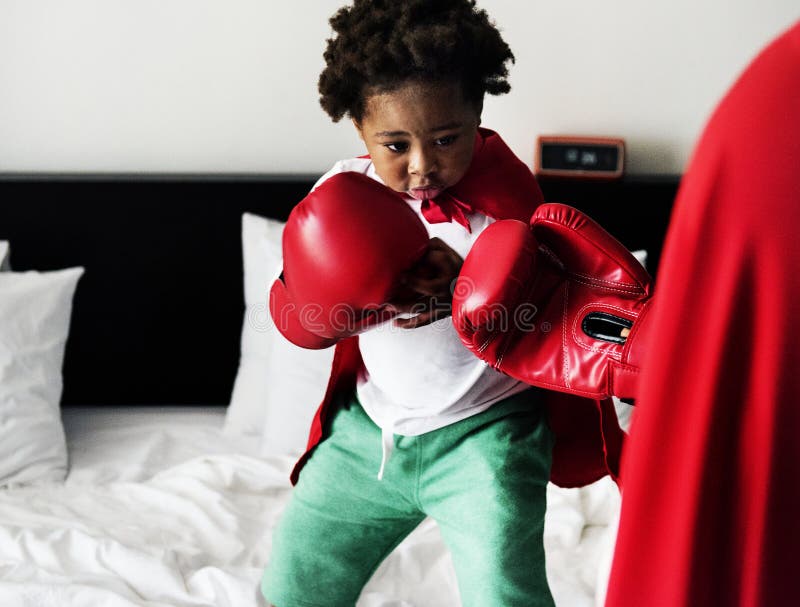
<box><xmin>377</xmin><ymin>426</ymin><xmax>394</xmax><ymax>481</ymax></box>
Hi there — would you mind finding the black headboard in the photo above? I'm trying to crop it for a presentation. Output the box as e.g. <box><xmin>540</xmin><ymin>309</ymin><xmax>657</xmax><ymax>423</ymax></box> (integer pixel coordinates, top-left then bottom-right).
<box><xmin>0</xmin><ymin>173</ymin><xmax>678</xmax><ymax>406</ymax></box>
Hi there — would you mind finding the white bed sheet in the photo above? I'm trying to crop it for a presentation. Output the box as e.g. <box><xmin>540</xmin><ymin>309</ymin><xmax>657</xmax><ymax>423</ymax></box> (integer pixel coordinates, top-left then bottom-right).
<box><xmin>0</xmin><ymin>406</ymin><xmax>620</xmax><ymax>607</ymax></box>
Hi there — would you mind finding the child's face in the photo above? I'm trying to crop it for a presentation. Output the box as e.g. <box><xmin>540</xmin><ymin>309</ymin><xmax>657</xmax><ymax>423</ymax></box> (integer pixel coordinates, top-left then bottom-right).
<box><xmin>353</xmin><ymin>80</ymin><xmax>480</xmax><ymax>200</ymax></box>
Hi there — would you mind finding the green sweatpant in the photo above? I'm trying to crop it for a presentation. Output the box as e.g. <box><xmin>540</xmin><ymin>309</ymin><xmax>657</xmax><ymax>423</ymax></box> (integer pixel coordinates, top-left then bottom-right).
<box><xmin>262</xmin><ymin>389</ymin><xmax>554</xmax><ymax>607</ymax></box>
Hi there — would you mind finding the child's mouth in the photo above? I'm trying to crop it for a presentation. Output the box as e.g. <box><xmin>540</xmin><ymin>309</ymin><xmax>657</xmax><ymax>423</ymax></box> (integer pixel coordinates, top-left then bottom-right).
<box><xmin>407</xmin><ymin>186</ymin><xmax>445</xmax><ymax>200</ymax></box>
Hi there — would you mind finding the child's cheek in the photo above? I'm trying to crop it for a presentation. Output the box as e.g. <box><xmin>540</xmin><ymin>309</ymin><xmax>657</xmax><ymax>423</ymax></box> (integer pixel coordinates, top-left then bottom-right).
<box><xmin>376</xmin><ymin>159</ymin><xmax>408</xmax><ymax>193</ymax></box>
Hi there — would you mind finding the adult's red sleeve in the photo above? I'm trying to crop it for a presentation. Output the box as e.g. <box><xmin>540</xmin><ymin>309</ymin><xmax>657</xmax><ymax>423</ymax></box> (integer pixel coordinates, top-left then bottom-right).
<box><xmin>606</xmin><ymin>21</ymin><xmax>800</xmax><ymax>607</ymax></box>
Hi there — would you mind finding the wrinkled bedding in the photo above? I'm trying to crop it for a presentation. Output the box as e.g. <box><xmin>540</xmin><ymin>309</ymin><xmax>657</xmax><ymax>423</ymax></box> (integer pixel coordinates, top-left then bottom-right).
<box><xmin>0</xmin><ymin>406</ymin><xmax>620</xmax><ymax>607</ymax></box>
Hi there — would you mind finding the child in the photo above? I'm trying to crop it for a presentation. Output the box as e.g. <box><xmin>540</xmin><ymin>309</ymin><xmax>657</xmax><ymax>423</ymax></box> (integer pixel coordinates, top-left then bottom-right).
<box><xmin>262</xmin><ymin>1</ymin><xmax>622</xmax><ymax>605</ymax></box>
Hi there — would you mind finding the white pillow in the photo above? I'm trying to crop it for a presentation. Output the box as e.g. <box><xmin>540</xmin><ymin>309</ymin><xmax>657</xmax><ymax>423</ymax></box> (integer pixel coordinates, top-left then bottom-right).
<box><xmin>631</xmin><ymin>249</ymin><xmax>648</xmax><ymax>270</ymax></box>
<box><xmin>0</xmin><ymin>241</ymin><xmax>10</xmax><ymax>271</ymax></box>
<box><xmin>224</xmin><ymin>214</ymin><xmax>334</xmax><ymax>456</ymax></box>
<box><xmin>0</xmin><ymin>267</ymin><xmax>84</xmax><ymax>486</ymax></box>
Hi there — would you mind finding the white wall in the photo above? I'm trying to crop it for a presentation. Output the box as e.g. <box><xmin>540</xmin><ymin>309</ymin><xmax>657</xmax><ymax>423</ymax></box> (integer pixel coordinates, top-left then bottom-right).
<box><xmin>0</xmin><ymin>1</ymin><xmax>797</xmax><ymax>175</ymax></box>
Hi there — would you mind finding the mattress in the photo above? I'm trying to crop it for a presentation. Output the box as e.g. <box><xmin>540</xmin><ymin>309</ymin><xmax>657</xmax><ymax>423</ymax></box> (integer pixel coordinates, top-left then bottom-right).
<box><xmin>0</xmin><ymin>406</ymin><xmax>621</xmax><ymax>606</ymax></box>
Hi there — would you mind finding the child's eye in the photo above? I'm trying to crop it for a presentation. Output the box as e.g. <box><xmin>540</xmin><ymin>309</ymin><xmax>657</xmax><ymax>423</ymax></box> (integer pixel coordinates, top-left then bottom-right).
<box><xmin>435</xmin><ymin>135</ymin><xmax>458</xmax><ymax>146</ymax></box>
<box><xmin>384</xmin><ymin>142</ymin><xmax>409</xmax><ymax>153</ymax></box>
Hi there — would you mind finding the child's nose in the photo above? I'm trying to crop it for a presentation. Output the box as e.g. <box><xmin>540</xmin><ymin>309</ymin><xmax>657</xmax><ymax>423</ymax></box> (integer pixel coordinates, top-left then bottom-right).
<box><xmin>408</xmin><ymin>147</ymin><xmax>437</xmax><ymax>177</ymax></box>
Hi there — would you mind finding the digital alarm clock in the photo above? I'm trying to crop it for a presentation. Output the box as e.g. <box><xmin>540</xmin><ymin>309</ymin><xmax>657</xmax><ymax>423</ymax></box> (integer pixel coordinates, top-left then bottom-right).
<box><xmin>535</xmin><ymin>136</ymin><xmax>625</xmax><ymax>179</ymax></box>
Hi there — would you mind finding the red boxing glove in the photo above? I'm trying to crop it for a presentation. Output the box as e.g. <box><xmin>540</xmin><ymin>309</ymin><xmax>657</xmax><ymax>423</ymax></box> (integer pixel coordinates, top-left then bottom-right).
<box><xmin>270</xmin><ymin>172</ymin><xmax>429</xmax><ymax>349</ymax></box>
<box><xmin>453</xmin><ymin>203</ymin><xmax>653</xmax><ymax>400</ymax></box>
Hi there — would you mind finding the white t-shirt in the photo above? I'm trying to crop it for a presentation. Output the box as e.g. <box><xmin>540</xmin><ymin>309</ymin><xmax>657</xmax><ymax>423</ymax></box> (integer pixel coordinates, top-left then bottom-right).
<box><xmin>313</xmin><ymin>158</ymin><xmax>530</xmax><ymax>451</ymax></box>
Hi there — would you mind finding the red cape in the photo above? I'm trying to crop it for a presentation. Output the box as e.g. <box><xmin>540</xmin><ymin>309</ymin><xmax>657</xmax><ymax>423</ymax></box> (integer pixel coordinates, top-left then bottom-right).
<box><xmin>606</xmin><ymin>21</ymin><xmax>800</xmax><ymax>607</ymax></box>
<box><xmin>290</xmin><ymin>128</ymin><xmax>625</xmax><ymax>489</ymax></box>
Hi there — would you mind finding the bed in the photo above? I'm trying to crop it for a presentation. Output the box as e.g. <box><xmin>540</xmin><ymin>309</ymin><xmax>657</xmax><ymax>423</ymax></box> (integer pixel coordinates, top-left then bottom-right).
<box><xmin>0</xmin><ymin>173</ymin><xmax>678</xmax><ymax>606</ymax></box>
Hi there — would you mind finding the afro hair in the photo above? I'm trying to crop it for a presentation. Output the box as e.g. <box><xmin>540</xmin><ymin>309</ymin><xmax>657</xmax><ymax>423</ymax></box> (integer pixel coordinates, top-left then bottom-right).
<box><xmin>318</xmin><ymin>0</ymin><xmax>515</xmax><ymax>122</ymax></box>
